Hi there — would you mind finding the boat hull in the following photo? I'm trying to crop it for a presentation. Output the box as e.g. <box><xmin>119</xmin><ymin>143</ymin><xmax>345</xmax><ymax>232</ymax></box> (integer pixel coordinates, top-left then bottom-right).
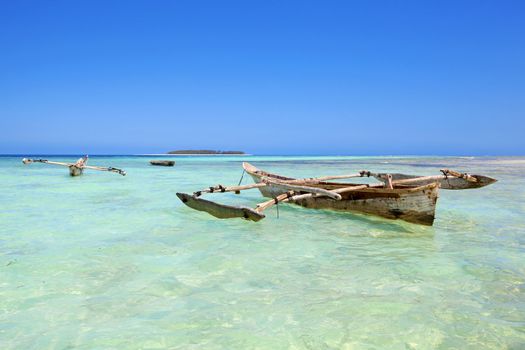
<box><xmin>245</xmin><ymin>164</ymin><xmax>438</xmax><ymax>226</ymax></box>
<box><xmin>290</xmin><ymin>184</ymin><xmax>438</xmax><ymax>226</ymax></box>
<box><xmin>69</xmin><ymin>166</ymin><xmax>83</xmax><ymax>176</ymax></box>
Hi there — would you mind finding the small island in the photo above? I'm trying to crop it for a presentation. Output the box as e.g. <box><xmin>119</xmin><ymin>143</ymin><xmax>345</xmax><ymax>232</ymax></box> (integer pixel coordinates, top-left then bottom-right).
<box><xmin>167</xmin><ymin>150</ymin><xmax>245</xmax><ymax>155</ymax></box>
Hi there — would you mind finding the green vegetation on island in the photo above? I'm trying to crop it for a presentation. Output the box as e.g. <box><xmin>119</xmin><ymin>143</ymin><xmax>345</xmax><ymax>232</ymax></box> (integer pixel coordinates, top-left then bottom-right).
<box><xmin>167</xmin><ymin>150</ymin><xmax>245</xmax><ymax>155</ymax></box>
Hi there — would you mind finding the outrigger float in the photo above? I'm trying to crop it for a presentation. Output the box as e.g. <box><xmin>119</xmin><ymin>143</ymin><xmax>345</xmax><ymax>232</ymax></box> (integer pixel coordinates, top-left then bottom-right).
<box><xmin>22</xmin><ymin>156</ymin><xmax>126</xmax><ymax>177</ymax></box>
<box><xmin>177</xmin><ymin>162</ymin><xmax>496</xmax><ymax>226</ymax></box>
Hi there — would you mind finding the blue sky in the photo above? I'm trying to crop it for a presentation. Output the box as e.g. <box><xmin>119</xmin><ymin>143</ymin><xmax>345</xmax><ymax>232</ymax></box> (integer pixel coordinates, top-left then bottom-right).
<box><xmin>1</xmin><ymin>0</ymin><xmax>524</xmax><ymax>155</ymax></box>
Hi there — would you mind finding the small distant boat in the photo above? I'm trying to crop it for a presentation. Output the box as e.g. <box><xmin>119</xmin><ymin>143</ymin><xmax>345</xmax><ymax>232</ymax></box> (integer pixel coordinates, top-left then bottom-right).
<box><xmin>150</xmin><ymin>160</ymin><xmax>175</xmax><ymax>167</ymax></box>
<box><xmin>22</xmin><ymin>156</ymin><xmax>126</xmax><ymax>177</ymax></box>
<box><xmin>177</xmin><ymin>162</ymin><xmax>497</xmax><ymax>226</ymax></box>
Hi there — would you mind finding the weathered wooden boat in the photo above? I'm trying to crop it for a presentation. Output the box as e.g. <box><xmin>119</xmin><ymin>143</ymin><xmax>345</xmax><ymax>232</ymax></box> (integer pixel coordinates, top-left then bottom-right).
<box><xmin>22</xmin><ymin>157</ymin><xmax>126</xmax><ymax>177</ymax></box>
<box><xmin>150</xmin><ymin>160</ymin><xmax>175</xmax><ymax>167</ymax></box>
<box><xmin>177</xmin><ymin>162</ymin><xmax>496</xmax><ymax>226</ymax></box>
<box><xmin>178</xmin><ymin>166</ymin><xmax>438</xmax><ymax>226</ymax></box>
<box><xmin>240</xmin><ymin>162</ymin><xmax>439</xmax><ymax>225</ymax></box>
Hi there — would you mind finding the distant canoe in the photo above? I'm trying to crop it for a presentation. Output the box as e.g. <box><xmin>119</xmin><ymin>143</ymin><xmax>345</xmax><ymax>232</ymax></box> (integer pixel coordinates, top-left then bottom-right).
<box><xmin>150</xmin><ymin>160</ymin><xmax>175</xmax><ymax>167</ymax></box>
<box><xmin>21</xmin><ymin>157</ymin><xmax>126</xmax><ymax>176</ymax></box>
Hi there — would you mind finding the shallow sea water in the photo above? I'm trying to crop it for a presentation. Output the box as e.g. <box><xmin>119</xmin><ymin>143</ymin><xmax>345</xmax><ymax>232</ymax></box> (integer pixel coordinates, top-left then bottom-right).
<box><xmin>0</xmin><ymin>155</ymin><xmax>524</xmax><ymax>349</ymax></box>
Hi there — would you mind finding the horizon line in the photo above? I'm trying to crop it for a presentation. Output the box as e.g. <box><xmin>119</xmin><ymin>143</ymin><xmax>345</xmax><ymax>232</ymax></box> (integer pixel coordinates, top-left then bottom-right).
<box><xmin>1</xmin><ymin>153</ymin><xmax>524</xmax><ymax>157</ymax></box>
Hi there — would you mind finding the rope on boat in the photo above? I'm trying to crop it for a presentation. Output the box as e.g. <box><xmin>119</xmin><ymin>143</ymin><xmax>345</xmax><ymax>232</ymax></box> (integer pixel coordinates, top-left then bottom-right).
<box><xmin>269</xmin><ymin>196</ymin><xmax>281</xmax><ymax>218</ymax></box>
<box><xmin>237</xmin><ymin>169</ymin><xmax>246</xmax><ymax>186</ymax></box>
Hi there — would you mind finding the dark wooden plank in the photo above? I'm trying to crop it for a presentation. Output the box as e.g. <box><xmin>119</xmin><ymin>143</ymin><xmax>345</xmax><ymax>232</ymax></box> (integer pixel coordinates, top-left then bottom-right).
<box><xmin>177</xmin><ymin>193</ymin><xmax>265</xmax><ymax>222</ymax></box>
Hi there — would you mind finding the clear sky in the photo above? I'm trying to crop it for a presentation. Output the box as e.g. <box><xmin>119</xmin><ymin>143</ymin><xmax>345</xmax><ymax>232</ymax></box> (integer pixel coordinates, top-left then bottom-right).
<box><xmin>1</xmin><ymin>0</ymin><xmax>524</xmax><ymax>155</ymax></box>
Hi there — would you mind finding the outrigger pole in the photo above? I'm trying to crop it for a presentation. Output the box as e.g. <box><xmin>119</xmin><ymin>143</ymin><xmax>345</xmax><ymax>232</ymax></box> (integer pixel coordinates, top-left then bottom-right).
<box><xmin>177</xmin><ymin>176</ymin><xmax>383</xmax><ymax>222</ymax></box>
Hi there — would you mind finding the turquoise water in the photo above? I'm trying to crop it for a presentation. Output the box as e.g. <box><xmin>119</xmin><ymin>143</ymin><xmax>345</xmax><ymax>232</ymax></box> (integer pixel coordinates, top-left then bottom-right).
<box><xmin>1</xmin><ymin>155</ymin><xmax>524</xmax><ymax>349</ymax></box>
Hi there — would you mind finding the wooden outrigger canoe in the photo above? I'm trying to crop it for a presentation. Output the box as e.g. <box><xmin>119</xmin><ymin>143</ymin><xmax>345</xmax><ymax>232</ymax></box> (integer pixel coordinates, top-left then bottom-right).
<box><xmin>241</xmin><ymin>162</ymin><xmax>439</xmax><ymax>225</ymax></box>
<box><xmin>22</xmin><ymin>157</ymin><xmax>126</xmax><ymax>177</ymax></box>
<box><xmin>177</xmin><ymin>162</ymin><xmax>496</xmax><ymax>226</ymax></box>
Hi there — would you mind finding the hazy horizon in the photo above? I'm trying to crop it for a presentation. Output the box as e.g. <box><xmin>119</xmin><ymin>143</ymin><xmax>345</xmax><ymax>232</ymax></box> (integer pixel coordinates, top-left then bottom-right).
<box><xmin>2</xmin><ymin>153</ymin><xmax>524</xmax><ymax>157</ymax></box>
